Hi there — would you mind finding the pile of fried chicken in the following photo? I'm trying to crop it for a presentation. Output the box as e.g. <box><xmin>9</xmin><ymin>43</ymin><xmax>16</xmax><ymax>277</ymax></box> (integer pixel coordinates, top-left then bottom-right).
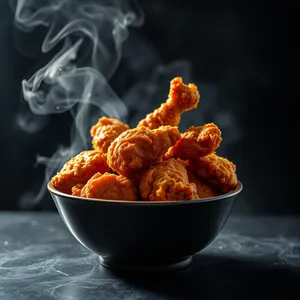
<box><xmin>51</xmin><ymin>77</ymin><xmax>238</xmax><ymax>201</ymax></box>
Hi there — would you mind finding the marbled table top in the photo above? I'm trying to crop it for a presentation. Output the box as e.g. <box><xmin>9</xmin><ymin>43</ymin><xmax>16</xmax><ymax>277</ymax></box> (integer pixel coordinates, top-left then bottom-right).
<box><xmin>0</xmin><ymin>212</ymin><xmax>299</xmax><ymax>299</ymax></box>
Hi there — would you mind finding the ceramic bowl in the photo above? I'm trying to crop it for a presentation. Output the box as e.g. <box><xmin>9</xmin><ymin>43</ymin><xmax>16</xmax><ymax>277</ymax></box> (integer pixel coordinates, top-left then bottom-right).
<box><xmin>48</xmin><ymin>181</ymin><xmax>243</xmax><ymax>272</ymax></box>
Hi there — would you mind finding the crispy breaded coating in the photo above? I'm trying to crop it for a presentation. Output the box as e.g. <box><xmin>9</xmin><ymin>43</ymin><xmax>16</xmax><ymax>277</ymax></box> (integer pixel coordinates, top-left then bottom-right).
<box><xmin>187</xmin><ymin>171</ymin><xmax>215</xmax><ymax>199</ymax></box>
<box><xmin>107</xmin><ymin>125</ymin><xmax>181</xmax><ymax>176</ymax></box>
<box><xmin>71</xmin><ymin>183</ymin><xmax>85</xmax><ymax>196</ymax></box>
<box><xmin>189</xmin><ymin>153</ymin><xmax>238</xmax><ymax>194</ymax></box>
<box><xmin>51</xmin><ymin>76</ymin><xmax>240</xmax><ymax>200</ymax></box>
<box><xmin>73</xmin><ymin>172</ymin><xmax>139</xmax><ymax>201</ymax></box>
<box><xmin>90</xmin><ymin>117</ymin><xmax>130</xmax><ymax>153</ymax></box>
<box><xmin>165</xmin><ymin>123</ymin><xmax>222</xmax><ymax>160</ymax></box>
<box><xmin>139</xmin><ymin>158</ymin><xmax>199</xmax><ymax>201</ymax></box>
<box><xmin>51</xmin><ymin>150</ymin><xmax>110</xmax><ymax>194</ymax></box>
<box><xmin>137</xmin><ymin>77</ymin><xmax>200</xmax><ymax>129</ymax></box>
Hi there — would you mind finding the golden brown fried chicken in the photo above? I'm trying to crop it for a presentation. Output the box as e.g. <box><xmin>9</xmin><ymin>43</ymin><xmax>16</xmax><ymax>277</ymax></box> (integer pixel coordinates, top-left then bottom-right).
<box><xmin>137</xmin><ymin>77</ymin><xmax>200</xmax><ymax>129</ymax></box>
<box><xmin>90</xmin><ymin>117</ymin><xmax>130</xmax><ymax>154</ymax></box>
<box><xmin>107</xmin><ymin>126</ymin><xmax>181</xmax><ymax>176</ymax></box>
<box><xmin>187</xmin><ymin>171</ymin><xmax>215</xmax><ymax>199</ymax></box>
<box><xmin>164</xmin><ymin>123</ymin><xmax>222</xmax><ymax>160</ymax></box>
<box><xmin>51</xmin><ymin>150</ymin><xmax>110</xmax><ymax>194</ymax></box>
<box><xmin>71</xmin><ymin>183</ymin><xmax>85</xmax><ymax>196</ymax></box>
<box><xmin>139</xmin><ymin>158</ymin><xmax>199</xmax><ymax>201</ymax></box>
<box><xmin>72</xmin><ymin>172</ymin><xmax>139</xmax><ymax>201</ymax></box>
<box><xmin>188</xmin><ymin>153</ymin><xmax>238</xmax><ymax>194</ymax></box>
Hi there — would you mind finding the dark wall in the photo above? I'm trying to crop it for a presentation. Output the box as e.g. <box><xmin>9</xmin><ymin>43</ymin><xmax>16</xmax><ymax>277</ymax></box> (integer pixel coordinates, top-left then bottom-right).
<box><xmin>0</xmin><ymin>0</ymin><xmax>297</xmax><ymax>214</ymax></box>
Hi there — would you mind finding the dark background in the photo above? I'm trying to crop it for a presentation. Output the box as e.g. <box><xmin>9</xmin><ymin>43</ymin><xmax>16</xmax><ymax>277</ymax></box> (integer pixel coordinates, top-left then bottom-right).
<box><xmin>0</xmin><ymin>0</ymin><xmax>297</xmax><ymax>215</ymax></box>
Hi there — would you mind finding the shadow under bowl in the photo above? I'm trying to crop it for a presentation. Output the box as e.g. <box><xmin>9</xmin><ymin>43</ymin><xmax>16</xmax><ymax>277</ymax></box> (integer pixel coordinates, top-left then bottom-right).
<box><xmin>48</xmin><ymin>181</ymin><xmax>243</xmax><ymax>272</ymax></box>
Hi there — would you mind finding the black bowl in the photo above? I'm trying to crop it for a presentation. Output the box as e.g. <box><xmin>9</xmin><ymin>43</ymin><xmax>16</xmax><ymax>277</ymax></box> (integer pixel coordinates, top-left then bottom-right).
<box><xmin>48</xmin><ymin>181</ymin><xmax>243</xmax><ymax>272</ymax></box>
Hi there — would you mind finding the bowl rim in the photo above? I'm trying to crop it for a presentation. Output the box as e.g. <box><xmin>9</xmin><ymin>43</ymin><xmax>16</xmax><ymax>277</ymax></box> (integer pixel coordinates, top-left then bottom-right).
<box><xmin>47</xmin><ymin>181</ymin><xmax>243</xmax><ymax>206</ymax></box>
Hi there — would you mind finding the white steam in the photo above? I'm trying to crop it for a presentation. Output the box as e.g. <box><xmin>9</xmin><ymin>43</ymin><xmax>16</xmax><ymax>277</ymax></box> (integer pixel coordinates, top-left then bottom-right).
<box><xmin>10</xmin><ymin>0</ymin><xmax>144</xmax><ymax>208</ymax></box>
<box><xmin>11</xmin><ymin>0</ymin><xmax>143</xmax><ymax>118</ymax></box>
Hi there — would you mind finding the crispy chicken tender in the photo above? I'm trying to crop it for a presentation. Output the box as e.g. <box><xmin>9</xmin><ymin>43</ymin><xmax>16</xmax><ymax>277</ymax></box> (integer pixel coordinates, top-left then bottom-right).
<box><xmin>107</xmin><ymin>126</ymin><xmax>181</xmax><ymax>176</ymax></box>
<box><xmin>189</xmin><ymin>153</ymin><xmax>238</xmax><ymax>194</ymax></box>
<box><xmin>164</xmin><ymin>123</ymin><xmax>222</xmax><ymax>160</ymax></box>
<box><xmin>72</xmin><ymin>172</ymin><xmax>139</xmax><ymax>201</ymax></box>
<box><xmin>90</xmin><ymin>117</ymin><xmax>130</xmax><ymax>154</ymax></box>
<box><xmin>51</xmin><ymin>150</ymin><xmax>110</xmax><ymax>194</ymax></box>
<box><xmin>187</xmin><ymin>171</ymin><xmax>215</xmax><ymax>199</ymax></box>
<box><xmin>139</xmin><ymin>158</ymin><xmax>199</xmax><ymax>201</ymax></box>
<box><xmin>137</xmin><ymin>77</ymin><xmax>200</xmax><ymax>129</ymax></box>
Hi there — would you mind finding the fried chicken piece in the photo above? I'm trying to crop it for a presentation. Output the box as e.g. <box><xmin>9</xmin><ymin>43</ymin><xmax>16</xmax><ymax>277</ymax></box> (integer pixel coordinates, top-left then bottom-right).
<box><xmin>139</xmin><ymin>158</ymin><xmax>199</xmax><ymax>201</ymax></box>
<box><xmin>165</xmin><ymin>123</ymin><xmax>222</xmax><ymax>160</ymax></box>
<box><xmin>90</xmin><ymin>117</ymin><xmax>130</xmax><ymax>154</ymax></box>
<box><xmin>71</xmin><ymin>183</ymin><xmax>85</xmax><ymax>196</ymax></box>
<box><xmin>107</xmin><ymin>126</ymin><xmax>181</xmax><ymax>176</ymax></box>
<box><xmin>137</xmin><ymin>77</ymin><xmax>200</xmax><ymax>129</ymax></box>
<box><xmin>73</xmin><ymin>172</ymin><xmax>139</xmax><ymax>201</ymax></box>
<box><xmin>188</xmin><ymin>153</ymin><xmax>238</xmax><ymax>194</ymax></box>
<box><xmin>51</xmin><ymin>150</ymin><xmax>110</xmax><ymax>194</ymax></box>
<box><xmin>187</xmin><ymin>171</ymin><xmax>216</xmax><ymax>199</ymax></box>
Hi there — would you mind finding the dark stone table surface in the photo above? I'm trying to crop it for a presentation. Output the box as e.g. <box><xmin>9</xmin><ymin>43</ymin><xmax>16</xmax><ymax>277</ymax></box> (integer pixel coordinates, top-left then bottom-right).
<box><xmin>0</xmin><ymin>212</ymin><xmax>299</xmax><ymax>299</ymax></box>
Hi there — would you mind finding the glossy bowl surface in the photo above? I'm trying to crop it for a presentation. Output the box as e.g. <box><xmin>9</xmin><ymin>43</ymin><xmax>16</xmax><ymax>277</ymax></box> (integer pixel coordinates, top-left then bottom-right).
<box><xmin>48</xmin><ymin>181</ymin><xmax>243</xmax><ymax>271</ymax></box>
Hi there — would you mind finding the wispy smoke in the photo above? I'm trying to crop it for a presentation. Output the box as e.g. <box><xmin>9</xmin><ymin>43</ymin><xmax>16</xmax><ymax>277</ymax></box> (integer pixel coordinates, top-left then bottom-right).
<box><xmin>10</xmin><ymin>0</ymin><xmax>144</xmax><ymax>208</ymax></box>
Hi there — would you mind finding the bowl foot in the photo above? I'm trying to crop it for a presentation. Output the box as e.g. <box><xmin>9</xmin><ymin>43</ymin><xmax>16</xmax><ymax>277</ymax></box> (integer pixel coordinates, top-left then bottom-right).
<box><xmin>99</xmin><ymin>256</ymin><xmax>192</xmax><ymax>272</ymax></box>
